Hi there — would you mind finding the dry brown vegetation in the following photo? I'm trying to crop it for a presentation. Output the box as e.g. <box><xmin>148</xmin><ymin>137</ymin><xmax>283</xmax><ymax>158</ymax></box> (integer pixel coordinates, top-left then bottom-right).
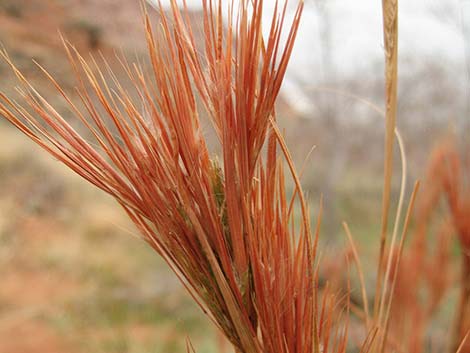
<box><xmin>0</xmin><ymin>0</ymin><xmax>469</xmax><ymax>353</ymax></box>
<box><xmin>382</xmin><ymin>139</ymin><xmax>470</xmax><ymax>353</ymax></box>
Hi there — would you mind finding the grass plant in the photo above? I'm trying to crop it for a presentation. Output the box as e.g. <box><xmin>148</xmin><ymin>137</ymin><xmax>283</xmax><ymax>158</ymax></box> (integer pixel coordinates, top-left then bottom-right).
<box><xmin>0</xmin><ymin>0</ymin><xmax>468</xmax><ymax>352</ymax></box>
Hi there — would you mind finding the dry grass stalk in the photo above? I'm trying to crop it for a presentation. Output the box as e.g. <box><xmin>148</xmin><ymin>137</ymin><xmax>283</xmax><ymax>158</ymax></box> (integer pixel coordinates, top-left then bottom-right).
<box><xmin>375</xmin><ymin>0</ymin><xmax>399</xmax><ymax>326</ymax></box>
<box><xmin>343</xmin><ymin>222</ymin><xmax>370</xmax><ymax>329</ymax></box>
<box><xmin>380</xmin><ymin>182</ymin><xmax>420</xmax><ymax>353</ymax></box>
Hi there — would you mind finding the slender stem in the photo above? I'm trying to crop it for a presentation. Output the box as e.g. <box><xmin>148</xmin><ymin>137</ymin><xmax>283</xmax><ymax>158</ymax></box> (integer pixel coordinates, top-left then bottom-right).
<box><xmin>375</xmin><ymin>0</ymin><xmax>399</xmax><ymax>323</ymax></box>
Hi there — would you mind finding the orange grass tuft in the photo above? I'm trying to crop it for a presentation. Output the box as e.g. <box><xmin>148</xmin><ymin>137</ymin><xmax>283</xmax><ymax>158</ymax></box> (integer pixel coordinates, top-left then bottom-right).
<box><xmin>6</xmin><ymin>1</ymin><xmax>467</xmax><ymax>352</ymax></box>
<box><xmin>0</xmin><ymin>1</ymin><xmax>351</xmax><ymax>352</ymax></box>
<box><xmin>439</xmin><ymin>144</ymin><xmax>470</xmax><ymax>353</ymax></box>
<box><xmin>383</xmin><ymin>140</ymin><xmax>470</xmax><ymax>353</ymax></box>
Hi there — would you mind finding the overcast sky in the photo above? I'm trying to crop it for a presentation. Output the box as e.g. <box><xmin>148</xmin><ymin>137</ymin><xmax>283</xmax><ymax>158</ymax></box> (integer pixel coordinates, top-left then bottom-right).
<box><xmin>153</xmin><ymin>0</ymin><xmax>470</xmax><ymax>111</ymax></box>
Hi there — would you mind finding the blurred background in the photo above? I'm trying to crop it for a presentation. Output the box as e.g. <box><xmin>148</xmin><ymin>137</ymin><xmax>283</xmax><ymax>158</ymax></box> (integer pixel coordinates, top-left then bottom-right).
<box><xmin>0</xmin><ymin>0</ymin><xmax>468</xmax><ymax>352</ymax></box>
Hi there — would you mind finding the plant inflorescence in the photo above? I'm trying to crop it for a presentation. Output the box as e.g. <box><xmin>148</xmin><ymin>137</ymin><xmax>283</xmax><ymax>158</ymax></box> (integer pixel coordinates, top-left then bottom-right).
<box><xmin>0</xmin><ymin>0</ymin><xmax>468</xmax><ymax>352</ymax></box>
